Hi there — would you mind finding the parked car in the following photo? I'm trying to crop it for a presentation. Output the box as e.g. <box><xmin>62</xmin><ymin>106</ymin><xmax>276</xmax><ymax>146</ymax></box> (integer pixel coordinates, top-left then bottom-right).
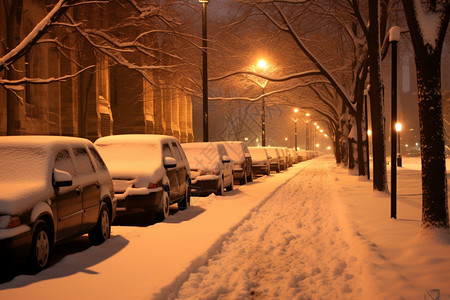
<box><xmin>181</xmin><ymin>142</ymin><xmax>233</xmax><ymax>195</ymax></box>
<box><xmin>289</xmin><ymin>148</ymin><xmax>299</xmax><ymax>164</ymax></box>
<box><xmin>265</xmin><ymin>147</ymin><xmax>282</xmax><ymax>173</ymax></box>
<box><xmin>221</xmin><ymin>141</ymin><xmax>253</xmax><ymax>184</ymax></box>
<box><xmin>248</xmin><ymin>147</ymin><xmax>271</xmax><ymax>176</ymax></box>
<box><xmin>0</xmin><ymin>136</ymin><xmax>116</xmax><ymax>271</ymax></box>
<box><xmin>278</xmin><ymin>147</ymin><xmax>288</xmax><ymax>170</ymax></box>
<box><xmin>95</xmin><ymin>134</ymin><xmax>190</xmax><ymax>221</ymax></box>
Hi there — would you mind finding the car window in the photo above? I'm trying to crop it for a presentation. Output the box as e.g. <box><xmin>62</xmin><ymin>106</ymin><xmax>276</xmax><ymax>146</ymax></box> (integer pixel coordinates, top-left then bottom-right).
<box><xmin>73</xmin><ymin>147</ymin><xmax>95</xmax><ymax>174</ymax></box>
<box><xmin>54</xmin><ymin>150</ymin><xmax>77</xmax><ymax>176</ymax></box>
<box><xmin>162</xmin><ymin>143</ymin><xmax>173</xmax><ymax>158</ymax></box>
<box><xmin>88</xmin><ymin>147</ymin><xmax>107</xmax><ymax>170</ymax></box>
<box><xmin>171</xmin><ymin>142</ymin><xmax>183</xmax><ymax>161</ymax></box>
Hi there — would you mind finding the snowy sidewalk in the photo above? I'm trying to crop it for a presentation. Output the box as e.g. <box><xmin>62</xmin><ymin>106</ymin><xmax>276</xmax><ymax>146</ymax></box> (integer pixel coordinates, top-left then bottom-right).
<box><xmin>168</xmin><ymin>156</ymin><xmax>361</xmax><ymax>299</ymax></box>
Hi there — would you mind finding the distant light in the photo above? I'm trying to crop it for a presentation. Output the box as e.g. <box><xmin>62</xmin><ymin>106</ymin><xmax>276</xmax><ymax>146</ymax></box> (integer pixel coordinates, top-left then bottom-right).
<box><xmin>327</xmin><ymin>146</ymin><xmax>331</xmax><ymax>150</ymax></box>
<box><xmin>367</xmin><ymin>129</ymin><xmax>372</xmax><ymax>136</ymax></box>
<box><xmin>313</xmin><ymin>122</ymin><xmax>317</xmax><ymax>126</ymax></box>
<box><xmin>405</xmin><ymin>144</ymin><xmax>408</xmax><ymax>147</ymax></box>
<box><xmin>319</xmin><ymin>129</ymin><xmax>323</xmax><ymax>133</ymax></box>
<box><xmin>415</xmin><ymin>142</ymin><xmax>419</xmax><ymax>146</ymax></box>
<box><xmin>324</xmin><ymin>134</ymin><xmax>328</xmax><ymax>137</ymax></box>
<box><xmin>244</xmin><ymin>137</ymin><xmax>249</xmax><ymax>141</ymax></box>
<box><xmin>284</xmin><ymin>137</ymin><xmax>288</xmax><ymax>141</ymax></box>
<box><xmin>395</xmin><ymin>122</ymin><xmax>402</xmax><ymax>132</ymax></box>
<box><xmin>306</xmin><ymin>113</ymin><xmax>310</xmax><ymax>117</ymax></box>
<box><xmin>315</xmin><ymin>143</ymin><xmax>320</xmax><ymax>148</ymax></box>
<box><xmin>294</xmin><ymin>108</ymin><xmax>299</xmax><ymax>113</ymax></box>
<box><xmin>257</xmin><ymin>59</ymin><xmax>267</xmax><ymax>70</ymax></box>
<box><xmin>316</xmin><ymin>125</ymin><xmax>320</xmax><ymax>129</ymax></box>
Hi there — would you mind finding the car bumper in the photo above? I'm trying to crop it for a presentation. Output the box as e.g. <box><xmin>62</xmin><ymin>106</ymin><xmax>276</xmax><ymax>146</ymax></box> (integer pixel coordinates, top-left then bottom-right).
<box><xmin>115</xmin><ymin>190</ymin><xmax>164</xmax><ymax>212</ymax></box>
<box><xmin>252</xmin><ymin>164</ymin><xmax>269</xmax><ymax>175</ymax></box>
<box><xmin>0</xmin><ymin>227</ymin><xmax>33</xmax><ymax>266</ymax></box>
<box><xmin>191</xmin><ymin>178</ymin><xmax>221</xmax><ymax>194</ymax></box>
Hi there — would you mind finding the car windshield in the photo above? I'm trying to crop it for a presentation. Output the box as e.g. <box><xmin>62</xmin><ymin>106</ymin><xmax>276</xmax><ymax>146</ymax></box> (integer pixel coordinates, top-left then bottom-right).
<box><xmin>0</xmin><ymin>146</ymin><xmax>48</xmax><ymax>182</ymax></box>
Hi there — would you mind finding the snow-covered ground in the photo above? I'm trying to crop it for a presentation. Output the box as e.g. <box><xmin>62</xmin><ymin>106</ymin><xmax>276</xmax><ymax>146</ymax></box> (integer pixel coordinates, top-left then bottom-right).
<box><xmin>1</xmin><ymin>155</ymin><xmax>449</xmax><ymax>299</ymax></box>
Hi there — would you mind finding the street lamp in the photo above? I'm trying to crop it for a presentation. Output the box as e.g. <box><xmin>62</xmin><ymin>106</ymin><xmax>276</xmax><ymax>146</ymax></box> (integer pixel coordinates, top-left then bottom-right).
<box><xmin>199</xmin><ymin>0</ymin><xmax>210</xmax><ymax>142</ymax></box>
<box><xmin>389</xmin><ymin>25</ymin><xmax>400</xmax><ymax>219</ymax></box>
<box><xmin>396</xmin><ymin>122</ymin><xmax>402</xmax><ymax>167</ymax></box>
<box><xmin>249</xmin><ymin>59</ymin><xmax>271</xmax><ymax>146</ymax></box>
<box><xmin>305</xmin><ymin>113</ymin><xmax>311</xmax><ymax>150</ymax></box>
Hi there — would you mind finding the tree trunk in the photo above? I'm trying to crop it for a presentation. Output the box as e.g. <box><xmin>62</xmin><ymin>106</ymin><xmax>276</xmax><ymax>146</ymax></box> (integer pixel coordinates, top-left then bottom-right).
<box><xmin>368</xmin><ymin>0</ymin><xmax>388</xmax><ymax>192</ymax></box>
<box><xmin>401</xmin><ymin>0</ymin><xmax>449</xmax><ymax>229</ymax></box>
<box><xmin>416</xmin><ymin>48</ymin><xmax>449</xmax><ymax>228</ymax></box>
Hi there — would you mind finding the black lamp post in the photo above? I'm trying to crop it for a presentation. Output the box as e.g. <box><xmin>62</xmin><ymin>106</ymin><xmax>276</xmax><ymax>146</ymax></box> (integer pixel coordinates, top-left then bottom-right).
<box><xmin>293</xmin><ymin>108</ymin><xmax>299</xmax><ymax>150</ymax></box>
<box><xmin>389</xmin><ymin>26</ymin><xmax>400</xmax><ymax>219</ymax></box>
<box><xmin>364</xmin><ymin>88</ymin><xmax>370</xmax><ymax>180</ymax></box>
<box><xmin>199</xmin><ymin>0</ymin><xmax>209</xmax><ymax>142</ymax></box>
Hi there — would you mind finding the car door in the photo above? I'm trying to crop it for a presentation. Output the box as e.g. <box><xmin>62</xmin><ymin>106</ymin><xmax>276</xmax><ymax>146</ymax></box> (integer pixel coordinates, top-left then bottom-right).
<box><xmin>54</xmin><ymin>149</ymin><xmax>82</xmax><ymax>241</ymax></box>
<box><xmin>170</xmin><ymin>142</ymin><xmax>187</xmax><ymax>199</ymax></box>
<box><xmin>162</xmin><ymin>143</ymin><xmax>180</xmax><ymax>201</ymax></box>
<box><xmin>72</xmin><ymin>146</ymin><xmax>100</xmax><ymax>231</ymax></box>
<box><xmin>217</xmin><ymin>144</ymin><xmax>232</xmax><ymax>185</ymax></box>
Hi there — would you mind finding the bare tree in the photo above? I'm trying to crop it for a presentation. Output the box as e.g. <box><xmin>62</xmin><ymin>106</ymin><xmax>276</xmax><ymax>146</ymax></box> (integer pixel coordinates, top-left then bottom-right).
<box><xmin>401</xmin><ymin>0</ymin><xmax>449</xmax><ymax>229</ymax></box>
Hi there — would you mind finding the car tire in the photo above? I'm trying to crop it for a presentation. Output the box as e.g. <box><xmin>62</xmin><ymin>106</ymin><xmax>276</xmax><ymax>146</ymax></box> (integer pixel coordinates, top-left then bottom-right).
<box><xmin>266</xmin><ymin>167</ymin><xmax>271</xmax><ymax>176</ymax></box>
<box><xmin>276</xmin><ymin>164</ymin><xmax>281</xmax><ymax>173</ymax></box>
<box><xmin>247</xmin><ymin>170</ymin><xmax>253</xmax><ymax>182</ymax></box>
<box><xmin>215</xmin><ymin>178</ymin><xmax>224</xmax><ymax>195</ymax></box>
<box><xmin>156</xmin><ymin>190</ymin><xmax>170</xmax><ymax>222</ymax></box>
<box><xmin>178</xmin><ymin>181</ymin><xmax>191</xmax><ymax>210</ymax></box>
<box><xmin>89</xmin><ymin>203</ymin><xmax>111</xmax><ymax>246</ymax></box>
<box><xmin>226</xmin><ymin>176</ymin><xmax>234</xmax><ymax>191</ymax></box>
<box><xmin>28</xmin><ymin>220</ymin><xmax>51</xmax><ymax>272</ymax></box>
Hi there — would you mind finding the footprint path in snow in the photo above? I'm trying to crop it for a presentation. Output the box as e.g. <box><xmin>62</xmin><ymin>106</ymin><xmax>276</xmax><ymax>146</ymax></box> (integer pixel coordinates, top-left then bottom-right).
<box><xmin>174</xmin><ymin>160</ymin><xmax>361</xmax><ymax>299</ymax></box>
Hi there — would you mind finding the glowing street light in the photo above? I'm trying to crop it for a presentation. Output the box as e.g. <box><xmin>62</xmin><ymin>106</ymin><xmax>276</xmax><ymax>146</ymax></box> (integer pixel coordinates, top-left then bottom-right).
<box><xmin>395</xmin><ymin>122</ymin><xmax>402</xmax><ymax>167</ymax></box>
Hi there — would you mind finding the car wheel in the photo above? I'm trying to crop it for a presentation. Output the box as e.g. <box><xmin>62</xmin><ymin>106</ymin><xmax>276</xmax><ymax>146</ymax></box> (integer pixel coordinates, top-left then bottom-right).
<box><xmin>89</xmin><ymin>203</ymin><xmax>111</xmax><ymax>246</ymax></box>
<box><xmin>178</xmin><ymin>181</ymin><xmax>191</xmax><ymax>210</ymax></box>
<box><xmin>28</xmin><ymin>220</ymin><xmax>51</xmax><ymax>272</ymax></box>
<box><xmin>156</xmin><ymin>190</ymin><xmax>170</xmax><ymax>222</ymax></box>
<box><xmin>226</xmin><ymin>175</ymin><xmax>234</xmax><ymax>191</ymax></box>
<box><xmin>266</xmin><ymin>167</ymin><xmax>271</xmax><ymax>176</ymax></box>
<box><xmin>247</xmin><ymin>170</ymin><xmax>253</xmax><ymax>182</ymax></box>
<box><xmin>215</xmin><ymin>178</ymin><xmax>224</xmax><ymax>195</ymax></box>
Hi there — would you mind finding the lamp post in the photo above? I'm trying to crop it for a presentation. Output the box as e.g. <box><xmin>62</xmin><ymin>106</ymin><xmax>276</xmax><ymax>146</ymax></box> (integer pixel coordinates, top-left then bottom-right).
<box><xmin>293</xmin><ymin>108</ymin><xmax>299</xmax><ymax>150</ymax></box>
<box><xmin>396</xmin><ymin>122</ymin><xmax>402</xmax><ymax>167</ymax></box>
<box><xmin>199</xmin><ymin>0</ymin><xmax>210</xmax><ymax>142</ymax></box>
<box><xmin>249</xmin><ymin>59</ymin><xmax>270</xmax><ymax>146</ymax></box>
<box><xmin>305</xmin><ymin>113</ymin><xmax>310</xmax><ymax>150</ymax></box>
<box><xmin>364</xmin><ymin>88</ymin><xmax>370</xmax><ymax>180</ymax></box>
<box><xmin>389</xmin><ymin>25</ymin><xmax>400</xmax><ymax>219</ymax></box>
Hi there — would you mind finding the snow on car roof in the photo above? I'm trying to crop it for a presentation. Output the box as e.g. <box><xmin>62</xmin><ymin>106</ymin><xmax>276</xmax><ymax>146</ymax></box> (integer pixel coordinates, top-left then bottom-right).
<box><xmin>0</xmin><ymin>136</ymin><xmax>95</xmax><ymax>215</ymax></box>
<box><xmin>248</xmin><ymin>147</ymin><xmax>269</xmax><ymax>160</ymax></box>
<box><xmin>94</xmin><ymin>134</ymin><xmax>175</xmax><ymax>182</ymax></box>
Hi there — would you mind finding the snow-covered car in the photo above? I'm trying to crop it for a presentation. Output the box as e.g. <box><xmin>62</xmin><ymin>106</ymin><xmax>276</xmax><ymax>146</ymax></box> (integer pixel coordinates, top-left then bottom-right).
<box><xmin>221</xmin><ymin>141</ymin><xmax>253</xmax><ymax>185</ymax></box>
<box><xmin>248</xmin><ymin>147</ymin><xmax>271</xmax><ymax>176</ymax></box>
<box><xmin>289</xmin><ymin>149</ymin><xmax>299</xmax><ymax>164</ymax></box>
<box><xmin>95</xmin><ymin>134</ymin><xmax>191</xmax><ymax>221</ymax></box>
<box><xmin>278</xmin><ymin>147</ymin><xmax>288</xmax><ymax>170</ymax></box>
<box><xmin>265</xmin><ymin>147</ymin><xmax>282</xmax><ymax>173</ymax></box>
<box><xmin>0</xmin><ymin>136</ymin><xmax>116</xmax><ymax>271</ymax></box>
<box><xmin>181</xmin><ymin>142</ymin><xmax>233</xmax><ymax>195</ymax></box>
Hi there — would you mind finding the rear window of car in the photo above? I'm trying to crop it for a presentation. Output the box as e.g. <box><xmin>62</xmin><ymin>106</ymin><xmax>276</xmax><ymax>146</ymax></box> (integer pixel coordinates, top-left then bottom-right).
<box><xmin>88</xmin><ymin>147</ymin><xmax>108</xmax><ymax>170</ymax></box>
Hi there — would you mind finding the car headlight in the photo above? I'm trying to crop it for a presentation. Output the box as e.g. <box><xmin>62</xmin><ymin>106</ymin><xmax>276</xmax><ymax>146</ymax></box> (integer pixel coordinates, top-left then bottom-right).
<box><xmin>0</xmin><ymin>215</ymin><xmax>22</xmax><ymax>229</ymax></box>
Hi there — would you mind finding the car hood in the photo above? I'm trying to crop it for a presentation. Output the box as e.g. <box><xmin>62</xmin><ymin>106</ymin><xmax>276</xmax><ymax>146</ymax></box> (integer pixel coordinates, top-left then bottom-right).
<box><xmin>0</xmin><ymin>181</ymin><xmax>53</xmax><ymax>215</ymax></box>
<box><xmin>105</xmin><ymin>160</ymin><xmax>166</xmax><ymax>187</ymax></box>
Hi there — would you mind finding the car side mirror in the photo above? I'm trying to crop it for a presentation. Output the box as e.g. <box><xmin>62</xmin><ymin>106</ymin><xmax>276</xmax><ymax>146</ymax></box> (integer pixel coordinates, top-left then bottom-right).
<box><xmin>164</xmin><ymin>157</ymin><xmax>177</xmax><ymax>168</ymax></box>
<box><xmin>222</xmin><ymin>155</ymin><xmax>231</xmax><ymax>163</ymax></box>
<box><xmin>244</xmin><ymin>153</ymin><xmax>251</xmax><ymax>158</ymax></box>
<box><xmin>53</xmin><ymin>169</ymin><xmax>73</xmax><ymax>187</ymax></box>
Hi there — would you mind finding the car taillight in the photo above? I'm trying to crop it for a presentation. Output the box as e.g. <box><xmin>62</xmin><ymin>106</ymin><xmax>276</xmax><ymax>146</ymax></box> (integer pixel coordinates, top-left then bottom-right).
<box><xmin>148</xmin><ymin>183</ymin><xmax>158</xmax><ymax>189</ymax></box>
